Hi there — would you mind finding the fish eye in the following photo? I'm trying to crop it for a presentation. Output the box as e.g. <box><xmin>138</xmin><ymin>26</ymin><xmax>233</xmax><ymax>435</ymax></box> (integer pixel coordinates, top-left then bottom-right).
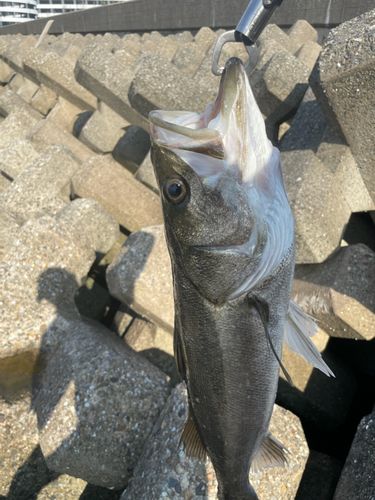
<box><xmin>163</xmin><ymin>178</ymin><xmax>188</xmax><ymax>204</ymax></box>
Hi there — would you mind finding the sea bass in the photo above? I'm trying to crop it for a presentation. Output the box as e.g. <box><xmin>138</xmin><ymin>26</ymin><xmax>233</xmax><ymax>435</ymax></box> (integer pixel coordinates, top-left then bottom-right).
<box><xmin>149</xmin><ymin>57</ymin><xmax>333</xmax><ymax>500</ymax></box>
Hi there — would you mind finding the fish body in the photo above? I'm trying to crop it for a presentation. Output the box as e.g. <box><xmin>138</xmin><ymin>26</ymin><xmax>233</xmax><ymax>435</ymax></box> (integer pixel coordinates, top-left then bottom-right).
<box><xmin>150</xmin><ymin>58</ymin><xmax>330</xmax><ymax>499</ymax></box>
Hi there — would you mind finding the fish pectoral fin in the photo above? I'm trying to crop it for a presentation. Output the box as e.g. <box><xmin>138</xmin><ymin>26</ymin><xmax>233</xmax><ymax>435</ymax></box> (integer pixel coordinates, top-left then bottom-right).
<box><xmin>284</xmin><ymin>300</ymin><xmax>335</xmax><ymax>378</ymax></box>
<box><xmin>248</xmin><ymin>296</ymin><xmax>294</xmax><ymax>387</ymax></box>
<box><xmin>251</xmin><ymin>431</ymin><xmax>289</xmax><ymax>473</ymax></box>
<box><xmin>179</xmin><ymin>407</ymin><xmax>207</xmax><ymax>461</ymax></box>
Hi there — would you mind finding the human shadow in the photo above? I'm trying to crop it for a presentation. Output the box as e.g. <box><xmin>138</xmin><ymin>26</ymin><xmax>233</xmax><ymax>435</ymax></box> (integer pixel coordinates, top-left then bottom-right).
<box><xmin>5</xmin><ymin>229</ymin><xmax>155</xmax><ymax>499</ymax></box>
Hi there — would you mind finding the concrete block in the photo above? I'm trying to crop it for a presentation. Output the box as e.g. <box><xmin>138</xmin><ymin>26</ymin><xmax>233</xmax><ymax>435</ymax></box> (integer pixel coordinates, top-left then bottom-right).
<box><xmin>129</xmin><ymin>53</ymin><xmax>214</xmax><ymax>117</ymax></box>
<box><xmin>62</xmin><ymin>44</ymin><xmax>84</xmax><ymax>66</ymax></box>
<box><xmin>0</xmin><ymin>208</ymin><xmax>19</xmax><ymax>260</ymax></box>
<box><xmin>124</xmin><ymin>317</ymin><xmax>178</xmax><ymax>385</ymax></box>
<box><xmin>296</xmin><ymin>451</ymin><xmax>343</xmax><ymax>500</ymax></box>
<box><xmin>194</xmin><ymin>26</ymin><xmax>218</xmax><ymax>54</ymax></box>
<box><xmin>56</xmin><ymin>197</ymin><xmax>119</xmax><ymax>256</ymax></box>
<box><xmin>0</xmin><ymin>173</ymin><xmax>11</xmax><ymax>193</ymax></box>
<box><xmin>23</xmin><ymin>49</ymin><xmax>97</xmax><ymax>111</ymax></box>
<box><xmin>0</xmin><ymin>59</ymin><xmax>13</xmax><ymax>83</ymax></box>
<box><xmin>78</xmin><ymin>100</ymin><xmax>130</xmax><ymax>154</ymax></box>
<box><xmin>280</xmin><ymin>88</ymin><xmax>351</xmax><ymax>263</ymax></box>
<box><xmin>16</xmin><ymin>77</ymin><xmax>39</xmax><ymax>103</ymax></box>
<box><xmin>0</xmin><ymin>139</ymin><xmax>39</xmax><ymax>180</ymax></box>
<box><xmin>27</xmin><ymin>119</ymin><xmax>95</xmax><ymax>163</ymax></box>
<box><xmin>34</xmin><ymin>313</ymin><xmax>169</xmax><ymax>488</ymax></box>
<box><xmin>158</xmin><ymin>37</ymin><xmax>179</xmax><ymax>61</ymax></box>
<box><xmin>112</xmin><ymin>125</ymin><xmax>150</xmax><ymax>173</ymax></box>
<box><xmin>74</xmin><ymin>276</ymin><xmax>111</xmax><ymax>321</ymax></box>
<box><xmin>31</xmin><ymin>84</ymin><xmax>58</xmax><ymax>115</ymax></box>
<box><xmin>296</xmin><ymin>41</ymin><xmax>321</xmax><ymax>70</ymax></box>
<box><xmin>122</xmin><ymin>384</ymin><xmax>309</xmax><ymax>500</ymax></box>
<box><xmin>0</xmin><ymin>144</ymin><xmax>81</xmax><ymax>224</ymax></box>
<box><xmin>250</xmin><ymin>50</ymin><xmax>310</xmax><ymax>124</ymax></box>
<box><xmin>293</xmin><ymin>243</ymin><xmax>375</xmax><ymax>340</ymax></box>
<box><xmin>134</xmin><ymin>151</ymin><xmax>159</xmax><ymax>194</ymax></box>
<box><xmin>0</xmin><ymin>88</ymin><xmax>42</xmax><ymax>120</ymax></box>
<box><xmin>279</xmin><ymin>329</ymin><xmax>357</xmax><ymax>430</ymax></box>
<box><xmin>0</xmin><ymin>110</ymin><xmax>40</xmax><ymax>150</ymax></box>
<box><xmin>193</xmin><ymin>45</ymin><xmax>230</xmax><ymax>99</ymax></box>
<box><xmin>71</xmin><ymin>155</ymin><xmax>163</xmax><ymax>232</ymax></box>
<box><xmin>121</xmin><ymin>33</ymin><xmax>141</xmax><ymax>44</ymax></box>
<box><xmin>287</xmin><ymin>20</ymin><xmax>318</xmax><ymax>51</ymax></box>
<box><xmin>169</xmin><ymin>31</ymin><xmax>193</xmax><ymax>45</ymax></box>
<box><xmin>1</xmin><ymin>35</ymin><xmax>36</xmax><ymax>75</ymax></box>
<box><xmin>107</xmin><ymin>225</ymin><xmax>173</xmax><ymax>332</ymax></box>
<box><xmin>258</xmin><ymin>24</ymin><xmax>299</xmax><ymax>54</ymax></box>
<box><xmin>47</xmin><ymin>96</ymin><xmax>83</xmax><ymax>133</ymax></box>
<box><xmin>0</xmin><ymin>216</ymin><xmax>95</xmax><ymax>361</ymax></box>
<box><xmin>8</xmin><ymin>72</ymin><xmax>24</xmax><ymax>92</ymax></box>
<box><xmin>333</xmin><ymin>408</ymin><xmax>375</xmax><ymax>500</ymax></box>
<box><xmin>113</xmin><ymin>39</ymin><xmax>141</xmax><ymax>67</ymax></box>
<box><xmin>75</xmin><ymin>43</ymin><xmax>148</xmax><ymax>131</ymax></box>
<box><xmin>309</xmin><ymin>9</ymin><xmax>375</xmax><ymax>204</ymax></box>
<box><xmin>172</xmin><ymin>42</ymin><xmax>205</xmax><ymax>77</ymax></box>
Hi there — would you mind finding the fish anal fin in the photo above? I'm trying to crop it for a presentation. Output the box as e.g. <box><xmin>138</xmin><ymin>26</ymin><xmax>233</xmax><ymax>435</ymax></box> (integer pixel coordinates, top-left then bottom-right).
<box><xmin>179</xmin><ymin>408</ymin><xmax>207</xmax><ymax>461</ymax></box>
<box><xmin>251</xmin><ymin>431</ymin><xmax>289</xmax><ymax>474</ymax></box>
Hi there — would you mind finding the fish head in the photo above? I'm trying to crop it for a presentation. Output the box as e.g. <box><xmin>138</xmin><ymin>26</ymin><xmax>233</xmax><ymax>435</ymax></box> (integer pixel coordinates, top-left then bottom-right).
<box><xmin>150</xmin><ymin>57</ymin><xmax>293</xmax><ymax>303</ymax></box>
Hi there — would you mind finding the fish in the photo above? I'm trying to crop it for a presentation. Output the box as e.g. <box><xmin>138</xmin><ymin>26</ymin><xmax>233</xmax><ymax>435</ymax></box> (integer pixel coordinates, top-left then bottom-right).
<box><xmin>149</xmin><ymin>57</ymin><xmax>334</xmax><ymax>500</ymax></box>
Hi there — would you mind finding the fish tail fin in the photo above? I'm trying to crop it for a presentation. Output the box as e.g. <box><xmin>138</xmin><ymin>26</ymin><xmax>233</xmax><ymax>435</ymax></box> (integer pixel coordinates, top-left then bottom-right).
<box><xmin>284</xmin><ymin>300</ymin><xmax>335</xmax><ymax>378</ymax></box>
<box><xmin>251</xmin><ymin>431</ymin><xmax>289</xmax><ymax>473</ymax></box>
<box><xmin>179</xmin><ymin>406</ymin><xmax>207</xmax><ymax>461</ymax></box>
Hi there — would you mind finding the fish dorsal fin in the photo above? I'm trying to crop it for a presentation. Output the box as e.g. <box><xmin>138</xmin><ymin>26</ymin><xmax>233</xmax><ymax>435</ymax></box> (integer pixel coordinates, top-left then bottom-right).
<box><xmin>249</xmin><ymin>296</ymin><xmax>294</xmax><ymax>387</ymax></box>
<box><xmin>179</xmin><ymin>407</ymin><xmax>207</xmax><ymax>461</ymax></box>
<box><xmin>251</xmin><ymin>431</ymin><xmax>289</xmax><ymax>473</ymax></box>
<box><xmin>284</xmin><ymin>301</ymin><xmax>335</xmax><ymax>378</ymax></box>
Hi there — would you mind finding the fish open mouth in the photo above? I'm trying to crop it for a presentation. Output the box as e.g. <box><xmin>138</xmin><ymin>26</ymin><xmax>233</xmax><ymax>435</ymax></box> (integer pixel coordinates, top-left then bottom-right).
<box><xmin>149</xmin><ymin>57</ymin><xmax>273</xmax><ymax>184</ymax></box>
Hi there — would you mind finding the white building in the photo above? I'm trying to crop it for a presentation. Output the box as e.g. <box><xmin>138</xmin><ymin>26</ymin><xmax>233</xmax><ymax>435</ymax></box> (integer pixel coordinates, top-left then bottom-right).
<box><xmin>0</xmin><ymin>0</ymin><xmax>122</xmax><ymax>25</ymax></box>
<box><xmin>0</xmin><ymin>0</ymin><xmax>38</xmax><ymax>26</ymax></box>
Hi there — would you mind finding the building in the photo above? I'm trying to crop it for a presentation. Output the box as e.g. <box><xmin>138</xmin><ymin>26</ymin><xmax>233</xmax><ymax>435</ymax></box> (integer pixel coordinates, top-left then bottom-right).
<box><xmin>36</xmin><ymin>0</ymin><xmax>119</xmax><ymax>19</ymax></box>
<box><xmin>0</xmin><ymin>0</ymin><xmax>38</xmax><ymax>26</ymax></box>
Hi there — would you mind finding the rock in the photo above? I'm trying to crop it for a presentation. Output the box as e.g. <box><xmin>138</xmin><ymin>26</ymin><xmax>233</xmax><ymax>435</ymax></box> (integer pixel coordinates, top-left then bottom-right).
<box><xmin>287</xmin><ymin>20</ymin><xmax>318</xmax><ymax>51</ymax></box>
<box><xmin>107</xmin><ymin>225</ymin><xmax>173</xmax><ymax>333</ymax></box>
<box><xmin>194</xmin><ymin>27</ymin><xmax>218</xmax><ymax>54</ymax></box>
<box><xmin>79</xmin><ymin>101</ymin><xmax>130</xmax><ymax>154</ymax></box>
<box><xmin>134</xmin><ymin>151</ymin><xmax>159</xmax><ymax>194</ymax></box>
<box><xmin>23</xmin><ymin>48</ymin><xmax>97</xmax><ymax>110</ymax></box>
<box><xmin>112</xmin><ymin>125</ymin><xmax>150</xmax><ymax>174</ymax></box>
<box><xmin>0</xmin><ymin>89</ymin><xmax>42</xmax><ymax>120</ymax></box>
<box><xmin>30</xmin><ymin>84</ymin><xmax>58</xmax><ymax>115</ymax></box>
<box><xmin>34</xmin><ymin>312</ymin><xmax>170</xmax><ymax>488</ymax></box>
<box><xmin>296</xmin><ymin>41</ymin><xmax>321</xmax><ymax>70</ymax></box>
<box><xmin>27</xmin><ymin>118</ymin><xmax>95</xmax><ymax>162</ymax></box>
<box><xmin>0</xmin><ymin>111</ymin><xmax>38</xmax><ymax>150</ymax></box>
<box><xmin>122</xmin><ymin>384</ymin><xmax>309</xmax><ymax>500</ymax></box>
<box><xmin>172</xmin><ymin>42</ymin><xmax>206</xmax><ymax>77</ymax></box>
<box><xmin>75</xmin><ymin>43</ymin><xmax>148</xmax><ymax>131</ymax></box>
<box><xmin>0</xmin><ymin>144</ymin><xmax>81</xmax><ymax>224</ymax></box>
<box><xmin>71</xmin><ymin>155</ymin><xmax>163</xmax><ymax>232</ymax></box>
<box><xmin>280</xmin><ymin>88</ymin><xmax>351</xmax><ymax>263</ymax></box>
<box><xmin>296</xmin><ymin>450</ymin><xmax>343</xmax><ymax>500</ymax></box>
<box><xmin>292</xmin><ymin>244</ymin><xmax>375</xmax><ymax>340</ymax></box>
<box><xmin>74</xmin><ymin>276</ymin><xmax>111</xmax><ymax>321</ymax></box>
<box><xmin>309</xmin><ymin>9</ymin><xmax>375</xmax><ymax>204</ymax></box>
<box><xmin>0</xmin><ymin>216</ymin><xmax>95</xmax><ymax>361</ymax></box>
<box><xmin>56</xmin><ymin>198</ymin><xmax>119</xmax><ymax>256</ymax></box>
<box><xmin>0</xmin><ymin>139</ymin><xmax>39</xmax><ymax>180</ymax></box>
<box><xmin>128</xmin><ymin>53</ymin><xmax>214</xmax><ymax>117</ymax></box>
<box><xmin>250</xmin><ymin>50</ymin><xmax>310</xmax><ymax>124</ymax></box>
<box><xmin>333</xmin><ymin>408</ymin><xmax>375</xmax><ymax>500</ymax></box>
<box><xmin>47</xmin><ymin>96</ymin><xmax>86</xmax><ymax>133</ymax></box>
